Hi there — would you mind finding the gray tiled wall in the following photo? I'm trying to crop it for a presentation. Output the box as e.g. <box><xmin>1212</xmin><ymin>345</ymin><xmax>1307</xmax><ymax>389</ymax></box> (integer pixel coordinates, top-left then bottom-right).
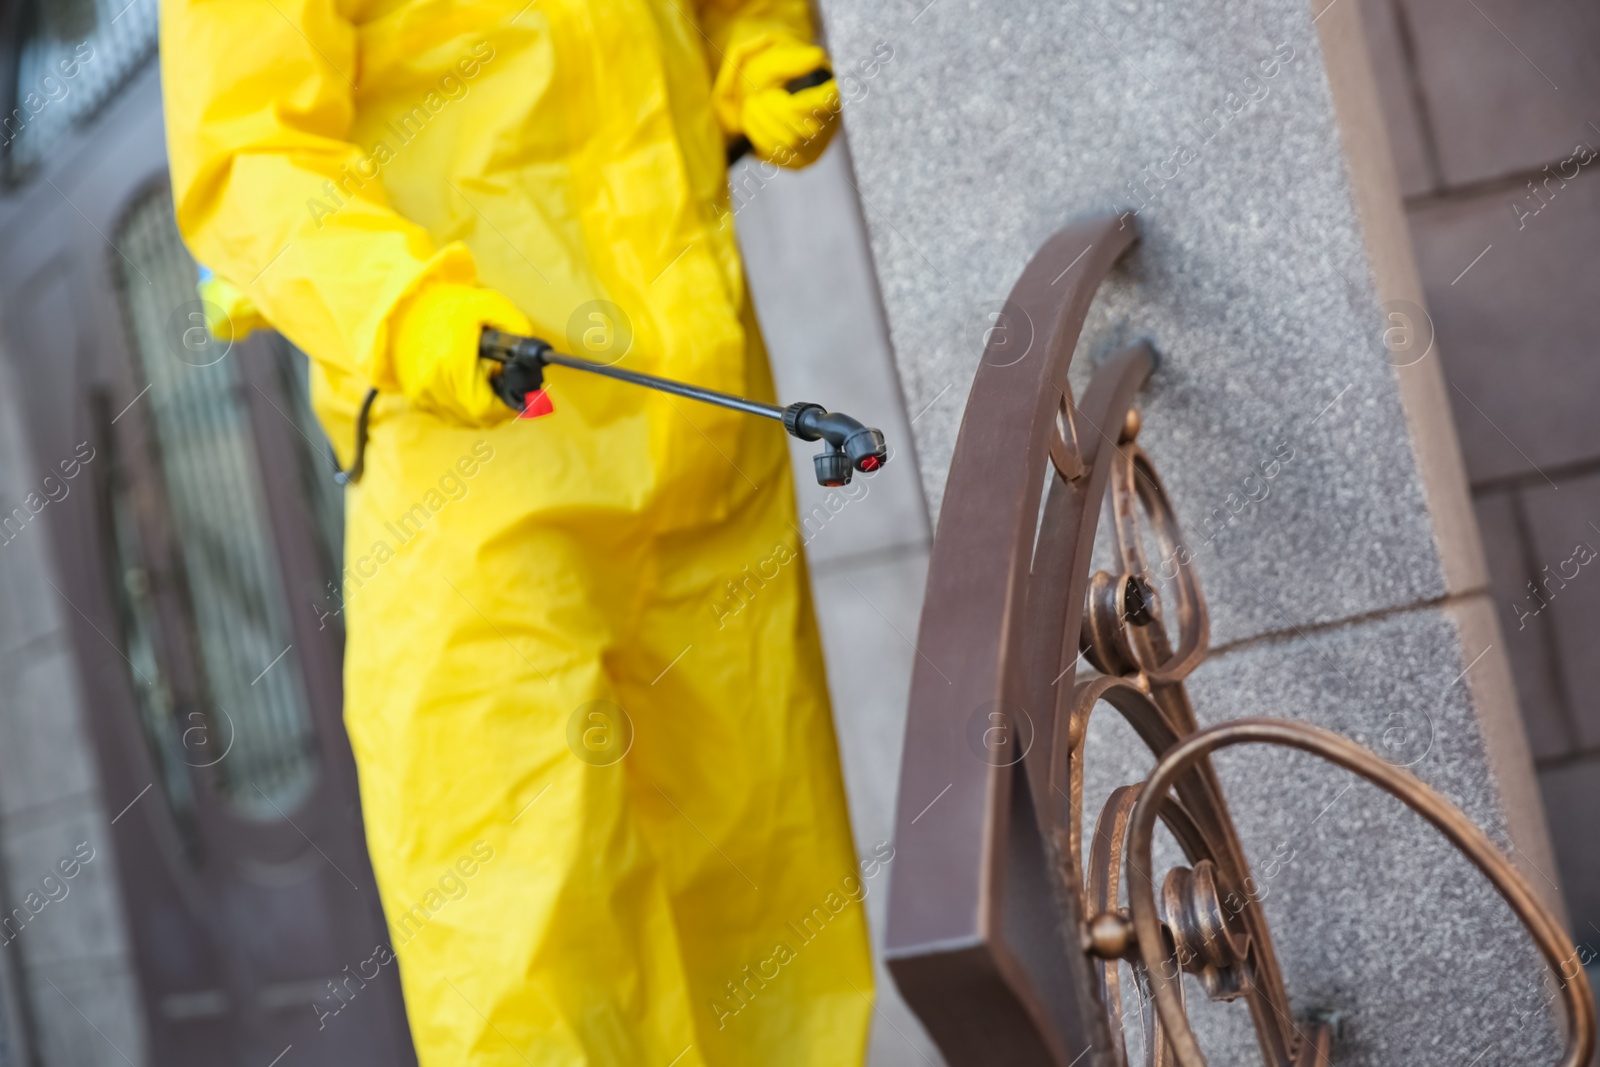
<box><xmin>1393</xmin><ymin>0</ymin><xmax>1600</xmax><ymax>186</ymax></box>
<box><xmin>1361</xmin><ymin>0</ymin><xmax>1600</xmax><ymax>957</ymax></box>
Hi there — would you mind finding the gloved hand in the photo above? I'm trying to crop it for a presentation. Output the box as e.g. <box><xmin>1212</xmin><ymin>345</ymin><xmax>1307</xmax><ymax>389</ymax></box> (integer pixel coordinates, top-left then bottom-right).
<box><xmin>717</xmin><ymin>38</ymin><xmax>840</xmax><ymax>169</ymax></box>
<box><xmin>390</xmin><ymin>284</ymin><xmax>532</xmax><ymax>426</ymax></box>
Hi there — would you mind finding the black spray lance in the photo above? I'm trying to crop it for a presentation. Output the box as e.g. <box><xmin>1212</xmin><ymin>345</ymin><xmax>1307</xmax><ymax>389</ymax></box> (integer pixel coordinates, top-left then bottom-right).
<box><xmin>477</xmin><ymin>327</ymin><xmax>889</xmax><ymax>488</ymax></box>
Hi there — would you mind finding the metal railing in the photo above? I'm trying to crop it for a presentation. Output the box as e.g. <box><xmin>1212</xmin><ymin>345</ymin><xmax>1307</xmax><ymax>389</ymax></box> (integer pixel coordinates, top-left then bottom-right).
<box><xmin>884</xmin><ymin>215</ymin><xmax>1595</xmax><ymax>1067</ymax></box>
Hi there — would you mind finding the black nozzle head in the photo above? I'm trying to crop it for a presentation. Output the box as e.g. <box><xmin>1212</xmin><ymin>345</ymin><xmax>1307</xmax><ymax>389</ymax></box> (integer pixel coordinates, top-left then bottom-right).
<box><xmin>783</xmin><ymin>401</ymin><xmax>890</xmax><ymax>485</ymax></box>
<box><xmin>813</xmin><ymin>429</ymin><xmax>888</xmax><ymax>486</ymax></box>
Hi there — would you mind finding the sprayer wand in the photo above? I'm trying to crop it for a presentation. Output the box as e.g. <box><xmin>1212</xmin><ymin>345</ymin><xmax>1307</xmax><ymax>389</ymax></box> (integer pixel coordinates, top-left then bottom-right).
<box><xmin>478</xmin><ymin>327</ymin><xmax>888</xmax><ymax>487</ymax></box>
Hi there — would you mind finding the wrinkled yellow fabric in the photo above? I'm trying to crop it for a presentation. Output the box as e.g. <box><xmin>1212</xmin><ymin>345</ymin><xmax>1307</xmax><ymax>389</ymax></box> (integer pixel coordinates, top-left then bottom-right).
<box><xmin>161</xmin><ymin>2</ymin><xmax>868</xmax><ymax>1065</ymax></box>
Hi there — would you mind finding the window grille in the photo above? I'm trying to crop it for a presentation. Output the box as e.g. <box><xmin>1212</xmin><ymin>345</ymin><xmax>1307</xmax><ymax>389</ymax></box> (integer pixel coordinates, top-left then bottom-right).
<box><xmin>111</xmin><ymin>188</ymin><xmax>321</xmax><ymax>818</ymax></box>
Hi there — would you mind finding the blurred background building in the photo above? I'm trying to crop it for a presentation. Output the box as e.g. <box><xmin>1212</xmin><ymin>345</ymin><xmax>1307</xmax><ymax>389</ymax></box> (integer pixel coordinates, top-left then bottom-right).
<box><xmin>0</xmin><ymin>0</ymin><xmax>1588</xmax><ymax>1064</ymax></box>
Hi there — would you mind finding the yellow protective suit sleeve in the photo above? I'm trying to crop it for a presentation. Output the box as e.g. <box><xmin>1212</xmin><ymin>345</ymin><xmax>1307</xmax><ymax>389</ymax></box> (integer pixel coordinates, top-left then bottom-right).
<box><xmin>698</xmin><ymin>0</ymin><xmax>840</xmax><ymax>168</ymax></box>
<box><xmin>161</xmin><ymin>0</ymin><xmax>487</xmax><ymax>404</ymax></box>
<box><xmin>696</xmin><ymin>0</ymin><xmax>816</xmax><ymax>79</ymax></box>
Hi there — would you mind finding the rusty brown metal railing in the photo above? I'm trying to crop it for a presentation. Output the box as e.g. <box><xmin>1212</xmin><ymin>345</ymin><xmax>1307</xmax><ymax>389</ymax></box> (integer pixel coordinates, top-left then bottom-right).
<box><xmin>884</xmin><ymin>215</ymin><xmax>1596</xmax><ymax>1066</ymax></box>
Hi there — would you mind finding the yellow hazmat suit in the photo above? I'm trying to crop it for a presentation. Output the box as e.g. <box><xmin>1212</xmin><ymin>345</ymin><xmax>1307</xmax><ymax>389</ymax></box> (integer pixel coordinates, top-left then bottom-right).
<box><xmin>160</xmin><ymin>2</ymin><xmax>871</xmax><ymax>1064</ymax></box>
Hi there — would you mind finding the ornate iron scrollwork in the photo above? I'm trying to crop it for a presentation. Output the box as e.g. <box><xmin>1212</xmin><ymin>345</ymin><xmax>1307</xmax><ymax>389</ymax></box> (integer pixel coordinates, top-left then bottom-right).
<box><xmin>885</xmin><ymin>216</ymin><xmax>1596</xmax><ymax>1067</ymax></box>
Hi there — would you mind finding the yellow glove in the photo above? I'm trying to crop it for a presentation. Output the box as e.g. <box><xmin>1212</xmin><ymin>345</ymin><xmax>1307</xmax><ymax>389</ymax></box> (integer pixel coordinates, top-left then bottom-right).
<box><xmin>390</xmin><ymin>284</ymin><xmax>532</xmax><ymax>427</ymax></box>
<box><xmin>717</xmin><ymin>38</ymin><xmax>840</xmax><ymax>169</ymax></box>
<box><xmin>197</xmin><ymin>266</ymin><xmax>269</xmax><ymax>341</ymax></box>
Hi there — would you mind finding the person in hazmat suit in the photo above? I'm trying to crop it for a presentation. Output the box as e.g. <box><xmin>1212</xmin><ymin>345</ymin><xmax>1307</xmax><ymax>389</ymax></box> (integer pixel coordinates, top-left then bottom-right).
<box><xmin>160</xmin><ymin>2</ymin><xmax>875</xmax><ymax>1064</ymax></box>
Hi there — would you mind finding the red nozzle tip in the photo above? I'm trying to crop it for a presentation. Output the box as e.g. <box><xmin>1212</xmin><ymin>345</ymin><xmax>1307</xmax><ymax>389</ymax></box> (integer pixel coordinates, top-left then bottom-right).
<box><xmin>520</xmin><ymin>389</ymin><xmax>555</xmax><ymax>419</ymax></box>
<box><xmin>859</xmin><ymin>455</ymin><xmax>880</xmax><ymax>471</ymax></box>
